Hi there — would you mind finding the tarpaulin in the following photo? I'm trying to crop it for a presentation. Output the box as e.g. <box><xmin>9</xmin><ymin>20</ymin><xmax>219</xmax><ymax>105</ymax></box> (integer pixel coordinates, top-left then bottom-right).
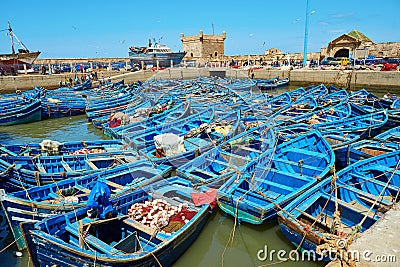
<box><xmin>190</xmin><ymin>188</ymin><xmax>217</xmax><ymax>209</ymax></box>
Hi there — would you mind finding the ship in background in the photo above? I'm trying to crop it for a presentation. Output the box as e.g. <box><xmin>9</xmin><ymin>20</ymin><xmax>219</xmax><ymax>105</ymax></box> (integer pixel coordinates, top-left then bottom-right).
<box><xmin>0</xmin><ymin>22</ymin><xmax>40</xmax><ymax>73</ymax></box>
<box><xmin>129</xmin><ymin>38</ymin><xmax>186</xmax><ymax>69</ymax></box>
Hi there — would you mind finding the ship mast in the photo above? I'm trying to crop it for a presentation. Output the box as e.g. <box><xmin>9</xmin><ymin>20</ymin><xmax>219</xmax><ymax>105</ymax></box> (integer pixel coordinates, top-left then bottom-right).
<box><xmin>8</xmin><ymin>22</ymin><xmax>15</xmax><ymax>54</ymax></box>
<box><xmin>3</xmin><ymin>22</ymin><xmax>30</xmax><ymax>54</ymax></box>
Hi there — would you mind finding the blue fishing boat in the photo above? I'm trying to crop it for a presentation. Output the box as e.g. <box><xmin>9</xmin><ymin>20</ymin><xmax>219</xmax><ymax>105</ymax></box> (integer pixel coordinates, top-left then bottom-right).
<box><xmin>0</xmin><ymin>98</ymin><xmax>41</xmax><ymax>126</ymax></box>
<box><xmin>21</xmin><ymin>177</ymin><xmax>212</xmax><ymax>266</ymax></box>
<box><xmin>277</xmin><ymin>150</ymin><xmax>400</xmax><ymax>261</ymax></box>
<box><xmin>124</xmin><ymin>107</ymin><xmax>216</xmax><ymax>151</ymax></box>
<box><xmin>318</xmin><ymin>89</ymin><xmax>348</xmax><ymax>106</ymax></box>
<box><xmin>138</xmin><ymin>110</ymin><xmax>241</xmax><ymax>168</ymax></box>
<box><xmin>0</xmin><ymin>139</ymin><xmax>130</xmax><ymax>157</ymax></box>
<box><xmin>271</xmin><ymin>96</ymin><xmax>319</xmax><ymax>124</ymax></box>
<box><xmin>91</xmin><ymin>95</ymin><xmax>151</xmax><ymax>129</ymax></box>
<box><xmin>334</xmin><ymin>126</ymin><xmax>400</xmax><ymax>168</ymax></box>
<box><xmin>217</xmin><ymin>130</ymin><xmax>335</xmax><ymax>224</ymax></box>
<box><xmin>348</xmin><ymin>89</ymin><xmax>370</xmax><ymax>105</ymax></box>
<box><xmin>299</xmin><ymin>84</ymin><xmax>328</xmax><ymax>101</ymax></box>
<box><xmin>256</xmin><ymin>77</ymin><xmax>289</xmax><ymax>90</ymax></box>
<box><xmin>71</xmin><ymin>79</ymin><xmax>92</xmax><ymax>91</ymax></box>
<box><xmin>252</xmin><ymin>91</ymin><xmax>292</xmax><ymax>115</ymax></box>
<box><xmin>41</xmin><ymin>88</ymin><xmax>87</xmax><ymax>119</ymax></box>
<box><xmin>107</xmin><ymin>101</ymin><xmax>191</xmax><ymax>139</ymax></box>
<box><xmin>313</xmin><ymin>110</ymin><xmax>388</xmax><ymax>139</ymax></box>
<box><xmin>295</xmin><ymin>101</ymin><xmax>351</xmax><ymax>126</ymax></box>
<box><xmin>85</xmin><ymin>86</ymin><xmax>141</xmax><ymax>122</ymax></box>
<box><xmin>0</xmin><ymin>151</ymin><xmax>138</xmax><ymax>190</ymax></box>
<box><xmin>177</xmin><ymin>121</ymin><xmax>275</xmax><ymax>189</ymax></box>
<box><xmin>0</xmin><ymin>160</ymin><xmax>171</xmax><ymax>250</ymax></box>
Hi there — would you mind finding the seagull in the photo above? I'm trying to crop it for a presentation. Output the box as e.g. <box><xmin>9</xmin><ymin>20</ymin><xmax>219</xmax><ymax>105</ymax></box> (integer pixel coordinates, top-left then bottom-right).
<box><xmin>293</xmin><ymin>18</ymin><xmax>301</xmax><ymax>24</ymax></box>
<box><xmin>120</xmin><ymin>40</ymin><xmax>125</xmax><ymax>45</ymax></box>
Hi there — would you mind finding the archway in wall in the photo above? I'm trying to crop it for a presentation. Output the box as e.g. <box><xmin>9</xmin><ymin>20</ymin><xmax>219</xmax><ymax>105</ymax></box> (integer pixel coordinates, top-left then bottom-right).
<box><xmin>334</xmin><ymin>48</ymin><xmax>350</xmax><ymax>58</ymax></box>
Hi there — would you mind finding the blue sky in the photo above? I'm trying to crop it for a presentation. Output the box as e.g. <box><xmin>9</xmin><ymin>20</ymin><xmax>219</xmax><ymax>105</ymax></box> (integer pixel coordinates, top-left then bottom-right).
<box><xmin>0</xmin><ymin>0</ymin><xmax>399</xmax><ymax>58</ymax></box>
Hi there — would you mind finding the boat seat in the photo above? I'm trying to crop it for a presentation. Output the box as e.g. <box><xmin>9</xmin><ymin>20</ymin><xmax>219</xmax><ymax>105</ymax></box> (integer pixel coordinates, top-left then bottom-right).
<box><xmin>84</xmin><ymin>160</ymin><xmax>99</xmax><ymax>170</ymax></box>
<box><xmin>0</xmin><ymin>147</ymin><xmax>18</xmax><ymax>156</ymax></box>
<box><xmin>60</xmin><ymin>161</ymin><xmax>73</xmax><ymax>172</ymax></box>
<box><xmin>74</xmin><ymin>185</ymin><xmax>91</xmax><ymax>194</ymax></box>
<box><xmin>259</xmin><ymin>179</ymin><xmax>294</xmax><ymax>193</ymax></box>
<box><xmin>106</xmin><ymin>181</ymin><xmax>124</xmax><ymax>190</ymax></box>
<box><xmin>36</xmin><ymin>163</ymin><xmax>47</xmax><ymax>173</ymax></box>
<box><xmin>273</xmin><ymin>158</ymin><xmax>325</xmax><ymax>175</ymax></box>
<box><xmin>350</xmin><ymin>173</ymin><xmax>399</xmax><ymax>192</ymax></box>
<box><xmin>369</xmin><ymin>165</ymin><xmax>400</xmax><ymax>176</ymax></box>
<box><xmin>295</xmin><ymin>208</ymin><xmax>330</xmax><ymax>229</ymax></box>
<box><xmin>238</xmin><ymin>146</ymin><xmax>262</xmax><ymax>154</ymax></box>
<box><xmin>122</xmin><ymin>218</ymin><xmax>165</xmax><ymax>241</ymax></box>
<box><xmin>286</xmin><ymin>149</ymin><xmax>327</xmax><ymax>159</ymax></box>
<box><xmin>192</xmin><ymin>168</ymin><xmax>217</xmax><ymax>178</ymax></box>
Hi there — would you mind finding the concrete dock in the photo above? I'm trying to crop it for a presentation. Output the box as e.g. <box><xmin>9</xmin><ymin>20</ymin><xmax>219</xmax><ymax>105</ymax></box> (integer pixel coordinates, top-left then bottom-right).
<box><xmin>326</xmin><ymin>203</ymin><xmax>400</xmax><ymax>267</ymax></box>
<box><xmin>1</xmin><ymin>68</ymin><xmax>399</xmax><ymax>92</ymax></box>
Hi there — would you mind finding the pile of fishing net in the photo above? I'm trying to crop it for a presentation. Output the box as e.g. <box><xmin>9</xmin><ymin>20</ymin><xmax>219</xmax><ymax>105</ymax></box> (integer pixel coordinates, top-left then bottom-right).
<box><xmin>127</xmin><ymin>199</ymin><xmax>197</xmax><ymax>233</ymax></box>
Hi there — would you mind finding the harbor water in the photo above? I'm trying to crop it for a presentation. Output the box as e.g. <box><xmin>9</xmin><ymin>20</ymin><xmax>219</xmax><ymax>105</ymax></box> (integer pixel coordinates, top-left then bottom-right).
<box><xmin>0</xmin><ymin>85</ymin><xmax>386</xmax><ymax>267</ymax></box>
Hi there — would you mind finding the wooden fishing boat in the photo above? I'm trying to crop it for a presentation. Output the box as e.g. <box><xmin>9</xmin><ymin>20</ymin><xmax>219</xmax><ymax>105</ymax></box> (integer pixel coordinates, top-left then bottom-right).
<box><xmin>277</xmin><ymin>150</ymin><xmax>400</xmax><ymax>261</ymax></box>
<box><xmin>123</xmin><ymin>107</ymin><xmax>215</xmax><ymax>151</ymax></box>
<box><xmin>85</xmin><ymin>86</ymin><xmax>140</xmax><ymax>122</ymax></box>
<box><xmin>177</xmin><ymin>121</ymin><xmax>275</xmax><ymax>189</ymax></box>
<box><xmin>252</xmin><ymin>92</ymin><xmax>292</xmax><ymax>115</ymax></box>
<box><xmin>387</xmin><ymin>109</ymin><xmax>400</xmax><ymax>127</ymax></box>
<box><xmin>318</xmin><ymin>89</ymin><xmax>348</xmax><ymax>106</ymax></box>
<box><xmin>295</xmin><ymin>101</ymin><xmax>351</xmax><ymax>126</ymax></box>
<box><xmin>348</xmin><ymin>89</ymin><xmax>370</xmax><ymax>105</ymax></box>
<box><xmin>391</xmin><ymin>97</ymin><xmax>400</xmax><ymax>109</ymax></box>
<box><xmin>91</xmin><ymin>96</ymin><xmax>151</xmax><ymax>129</ymax></box>
<box><xmin>0</xmin><ymin>160</ymin><xmax>171</xmax><ymax>250</ymax></box>
<box><xmin>138</xmin><ymin>110</ymin><xmax>241</xmax><ymax>168</ymax></box>
<box><xmin>108</xmin><ymin>101</ymin><xmax>191</xmax><ymax>139</ymax></box>
<box><xmin>271</xmin><ymin>96</ymin><xmax>319</xmax><ymax>124</ymax></box>
<box><xmin>71</xmin><ymin>79</ymin><xmax>92</xmax><ymax>91</ymax></box>
<box><xmin>287</xmin><ymin>87</ymin><xmax>306</xmax><ymax>101</ymax></box>
<box><xmin>313</xmin><ymin>110</ymin><xmax>388</xmax><ymax>139</ymax></box>
<box><xmin>256</xmin><ymin>77</ymin><xmax>289</xmax><ymax>90</ymax></box>
<box><xmin>41</xmin><ymin>88</ymin><xmax>87</xmax><ymax>119</ymax></box>
<box><xmin>0</xmin><ymin>151</ymin><xmax>138</xmax><ymax>190</ymax></box>
<box><xmin>21</xmin><ymin>177</ymin><xmax>212</xmax><ymax>266</ymax></box>
<box><xmin>0</xmin><ymin>98</ymin><xmax>42</xmax><ymax>126</ymax></box>
<box><xmin>298</xmin><ymin>84</ymin><xmax>328</xmax><ymax>101</ymax></box>
<box><xmin>334</xmin><ymin>126</ymin><xmax>400</xmax><ymax>169</ymax></box>
<box><xmin>217</xmin><ymin>130</ymin><xmax>335</xmax><ymax>224</ymax></box>
<box><xmin>0</xmin><ymin>139</ymin><xmax>131</xmax><ymax>157</ymax></box>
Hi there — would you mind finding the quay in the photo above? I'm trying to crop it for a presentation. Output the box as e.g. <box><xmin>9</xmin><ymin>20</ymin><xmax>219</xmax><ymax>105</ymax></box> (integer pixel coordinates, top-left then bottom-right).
<box><xmin>1</xmin><ymin>67</ymin><xmax>399</xmax><ymax>92</ymax></box>
<box><xmin>326</xmin><ymin>203</ymin><xmax>400</xmax><ymax>267</ymax></box>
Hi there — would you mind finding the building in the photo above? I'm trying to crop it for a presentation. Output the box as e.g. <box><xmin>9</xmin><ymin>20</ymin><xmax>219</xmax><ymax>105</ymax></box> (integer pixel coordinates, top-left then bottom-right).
<box><xmin>180</xmin><ymin>30</ymin><xmax>226</xmax><ymax>63</ymax></box>
<box><xmin>323</xmin><ymin>30</ymin><xmax>400</xmax><ymax>59</ymax></box>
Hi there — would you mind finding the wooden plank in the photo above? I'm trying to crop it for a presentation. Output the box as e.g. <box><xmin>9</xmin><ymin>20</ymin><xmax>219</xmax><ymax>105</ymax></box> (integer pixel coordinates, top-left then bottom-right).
<box><xmin>74</xmin><ymin>185</ymin><xmax>91</xmax><ymax>194</ymax></box>
<box><xmin>295</xmin><ymin>208</ymin><xmax>330</xmax><ymax>229</ymax></box>
<box><xmin>36</xmin><ymin>163</ymin><xmax>47</xmax><ymax>173</ymax></box>
<box><xmin>106</xmin><ymin>181</ymin><xmax>124</xmax><ymax>190</ymax></box>
<box><xmin>65</xmin><ymin>223</ymin><xmax>121</xmax><ymax>255</ymax></box>
<box><xmin>122</xmin><ymin>218</ymin><xmax>160</xmax><ymax>238</ymax></box>
<box><xmin>60</xmin><ymin>161</ymin><xmax>73</xmax><ymax>172</ymax></box>
<box><xmin>239</xmin><ymin>146</ymin><xmax>262</xmax><ymax>154</ymax></box>
<box><xmin>84</xmin><ymin>160</ymin><xmax>99</xmax><ymax>170</ymax></box>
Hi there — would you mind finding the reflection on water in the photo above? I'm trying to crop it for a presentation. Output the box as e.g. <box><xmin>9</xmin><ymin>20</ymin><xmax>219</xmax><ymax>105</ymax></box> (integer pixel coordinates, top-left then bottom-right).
<box><xmin>175</xmin><ymin>210</ymin><xmax>324</xmax><ymax>267</ymax></box>
<box><xmin>0</xmin><ymin>115</ymin><xmax>110</xmax><ymax>145</ymax></box>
